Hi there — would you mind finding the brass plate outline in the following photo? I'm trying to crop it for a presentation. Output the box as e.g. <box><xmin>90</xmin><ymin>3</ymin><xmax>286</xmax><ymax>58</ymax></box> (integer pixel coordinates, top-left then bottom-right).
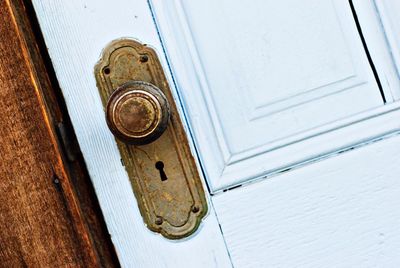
<box><xmin>94</xmin><ymin>39</ymin><xmax>207</xmax><ymax>239</ymax></box>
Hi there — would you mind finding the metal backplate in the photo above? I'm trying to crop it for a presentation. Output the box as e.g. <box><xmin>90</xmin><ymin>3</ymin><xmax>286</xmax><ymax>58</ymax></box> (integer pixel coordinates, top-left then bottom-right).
<box><xmin>94</xmin><ymin>39</ymin><xmax>207</xmax><ymax>239</ymax></box>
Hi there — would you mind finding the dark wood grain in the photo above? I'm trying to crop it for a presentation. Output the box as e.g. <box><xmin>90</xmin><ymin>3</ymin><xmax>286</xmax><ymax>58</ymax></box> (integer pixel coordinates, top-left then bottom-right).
<box><xmin>0</xmin><ymin>0</ymin><xmax>118</xmax><ymax>266</ymax></box>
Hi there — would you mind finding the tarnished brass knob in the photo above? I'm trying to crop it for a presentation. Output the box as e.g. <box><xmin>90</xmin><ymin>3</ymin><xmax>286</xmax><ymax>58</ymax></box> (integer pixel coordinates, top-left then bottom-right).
<box><xmin>106</xmin><ymin>81</ymin><xmax>170</xmax><ymax>145</ymax></box>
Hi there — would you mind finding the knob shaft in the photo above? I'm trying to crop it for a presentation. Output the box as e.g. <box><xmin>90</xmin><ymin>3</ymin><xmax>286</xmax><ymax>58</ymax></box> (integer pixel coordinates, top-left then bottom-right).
<box><xmin>106</xmin><ymin>81</ymin><xmax>170</xmax><ymax>145</ymax></box>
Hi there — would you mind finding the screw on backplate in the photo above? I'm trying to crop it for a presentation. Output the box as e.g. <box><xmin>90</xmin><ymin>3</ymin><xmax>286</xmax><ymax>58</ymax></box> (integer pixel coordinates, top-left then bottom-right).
<box><xmin>103</xmin><ymin>67</ymin><xmax>111</xmax><ymax>74</ymax></box>
<box><xmin>192</xmin><ymin>206</ymin><xmax>199</xmax><ymax>213</ymax></box>
<box><xmin>155</xmin><ymin>217</ymin><xmax>163</xmax><ymax>225</ymax></box>
<box><xmin>139</xmin><ymin>55</ymin><xmax>148</xmax><ymax>63</ymax></box>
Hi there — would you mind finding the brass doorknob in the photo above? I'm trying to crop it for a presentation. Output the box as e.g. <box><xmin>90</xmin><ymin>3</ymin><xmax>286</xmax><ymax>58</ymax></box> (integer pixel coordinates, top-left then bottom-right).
<box><xmin>106</xmin><ymin>81</ymin><xmax>170</xmax><ymax>145</ymax></box>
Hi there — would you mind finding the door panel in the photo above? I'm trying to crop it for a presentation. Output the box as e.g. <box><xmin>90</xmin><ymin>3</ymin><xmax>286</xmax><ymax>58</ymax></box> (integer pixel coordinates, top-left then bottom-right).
<box><xmin>150</xmin><ymin>0</ymin><xmax>399</xmax><ymax>191</ymax></box>
<box><xmin>31</xmin><ymin>0</ymin><xmax>231</xmax><ymax>267</ymax></box>
<box><xmin>213</xmin><ymin>133</ymin><xmax>400</xmax><ymax>268</ymax></box>
<box><xmin>33</xmin><ymin>0</ymin><xmax>400</xmax><ymax>267</ymax></box>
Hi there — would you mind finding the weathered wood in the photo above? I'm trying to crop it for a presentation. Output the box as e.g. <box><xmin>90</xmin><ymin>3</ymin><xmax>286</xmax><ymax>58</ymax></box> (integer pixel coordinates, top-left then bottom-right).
<box><xmin>0</xmin><ymin>0</ymin><xmax>118</xmax><ymax>266</ymax></box>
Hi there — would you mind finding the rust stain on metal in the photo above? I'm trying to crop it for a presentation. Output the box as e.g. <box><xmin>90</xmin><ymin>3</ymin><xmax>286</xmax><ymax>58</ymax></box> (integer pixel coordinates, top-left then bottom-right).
<box><xmin>106</xmin><ymin>81</ymin><xmax>169</xmax><ymax>145</ymax></box>
<box><xmin>94</xmin><ymin>39</ymin><xmax>207</xmax><ymax>239</ymax></box>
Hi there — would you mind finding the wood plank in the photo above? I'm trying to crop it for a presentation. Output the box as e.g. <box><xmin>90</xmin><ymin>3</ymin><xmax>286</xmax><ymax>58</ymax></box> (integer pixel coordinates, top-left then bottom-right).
<box><xmin>0</xmin><ymin>0</ymin><xmax>117</xmax><ymax>266</ymax></box>
<box><xmin>213</xmin><ymin>133</ymin><xmax>400</xmax><ymax>267</ymax></box>
<box><xmin>31</xmin><ymin>0</ymin><xmax>232</xmax><ymax>267</ymax></box>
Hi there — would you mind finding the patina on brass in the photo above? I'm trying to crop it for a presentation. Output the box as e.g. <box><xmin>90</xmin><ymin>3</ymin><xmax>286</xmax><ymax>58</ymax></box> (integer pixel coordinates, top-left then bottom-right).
<box><xmin>106</xmin><ymin>81</ymin><xmax>170</xmax><ymax>145</ymax></box>
<box><xmin>95</xmin><ymin>39</ymin><xmax>207</xmax><ymax>239</ymax></box>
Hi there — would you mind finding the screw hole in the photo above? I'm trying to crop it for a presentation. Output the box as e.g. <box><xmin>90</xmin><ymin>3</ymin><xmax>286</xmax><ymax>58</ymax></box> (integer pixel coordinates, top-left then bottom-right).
<box><xmin>155</xmin><ymin>217</ymin><xmax>163</xmax><ymax>225</ymax></box>
<box><xmin>140</xmin><ymin>55</ymin><xmax>148</xmax><ymax>63</ymax></box>
<box><xmin>103</xmin><ymin>67</ymin><xmax>110</xmax><ymax>75</ymax></box>
<box><xmin>192</xmin><ymin>206</ymin><xmax>199</xmax><ymax>213</ymax></box>
<box><xmin>155</xmin><ymin>161</ymin><xmax>168</xmax><ymax>181</ymax></box>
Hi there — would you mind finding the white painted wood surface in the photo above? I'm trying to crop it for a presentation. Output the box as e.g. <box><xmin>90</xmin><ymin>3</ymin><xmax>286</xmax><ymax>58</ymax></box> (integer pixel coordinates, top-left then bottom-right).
<box><xmin>352</xmin><ymin>0</ymin><xmax>400</xmax><ymax>101</ymax></box>
<box><xmin>213</xmin><ymin>132</ymin><xmax>400</xmax><ymax>268</ymax></box>
<box><xmin>31</xmin><ymin>1</ymin><xmax>231</xmax><ymax>267</ymax></box>
<box><xmin>150</xmin><ymin>0</ymin><xmax>400</xmax><ymax>192</ymax></box>
<box><xmin>32</xmin><ymin>0</ymin><xmax>400</xmax><ymax>266</ymax></box>
<box><xmin>374</xmin><ymin>0</ymin><xmax>400</xmax><ymax>77</ymax></box>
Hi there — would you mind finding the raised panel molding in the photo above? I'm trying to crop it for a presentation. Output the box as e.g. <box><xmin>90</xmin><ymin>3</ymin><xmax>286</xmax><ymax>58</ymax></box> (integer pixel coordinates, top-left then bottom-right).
<box><xmin>150</xmin><ymin>0</ymin><xmax>399</xmax><ymax>192</ymax></box>
<box><xmin>373</xmin><ymin>0</ymin><xmax>400</xmax><ymax>77</ymax></box>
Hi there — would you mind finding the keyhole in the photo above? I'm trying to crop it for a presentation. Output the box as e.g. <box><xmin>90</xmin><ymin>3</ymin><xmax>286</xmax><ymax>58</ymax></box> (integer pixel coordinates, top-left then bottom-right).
<box><xmin>155</xmin><ymin>161</ymin><xmax>168</xmax><ymax>181</ymax></box>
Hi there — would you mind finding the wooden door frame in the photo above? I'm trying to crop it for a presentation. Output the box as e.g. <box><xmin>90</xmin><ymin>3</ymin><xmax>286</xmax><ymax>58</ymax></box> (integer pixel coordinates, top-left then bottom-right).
<box><xmin>0</xmin><ymin>0</ymin><xmax>118</xmax><ymax>266</ymax></box>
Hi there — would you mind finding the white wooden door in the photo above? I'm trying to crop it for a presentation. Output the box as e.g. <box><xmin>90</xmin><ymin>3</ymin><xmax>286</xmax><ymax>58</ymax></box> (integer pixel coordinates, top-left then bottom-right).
<box><xmin>33</xmin><ymin>0</ymin><xmax>400</xmax><ymax>267</ymax></box>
